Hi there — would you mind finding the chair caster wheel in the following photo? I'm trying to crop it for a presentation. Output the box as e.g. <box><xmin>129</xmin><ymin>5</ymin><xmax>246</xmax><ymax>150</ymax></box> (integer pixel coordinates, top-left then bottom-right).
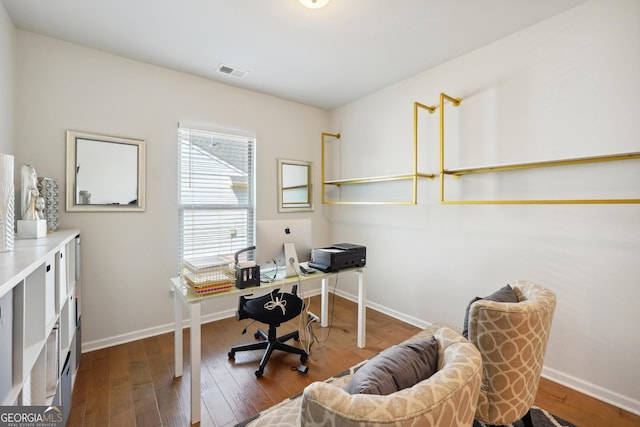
<box><xmin>255</xmin><ymin>368</ymin><xmax>264</xmax><ymax>377</ymax></box>
<box><xmin>300</xmin><ymin>355</ymin><xmax>308</xmax><ymax>363</ymax></box>
<box><xmin>228</xmin><ymin>351</ymin><xmax>235</xmax><ymax>359</ymax></box>
<box><xmin>254</xmin><ymin>332</ymin><xmax>262</xmax><ymax>340</ymax></box>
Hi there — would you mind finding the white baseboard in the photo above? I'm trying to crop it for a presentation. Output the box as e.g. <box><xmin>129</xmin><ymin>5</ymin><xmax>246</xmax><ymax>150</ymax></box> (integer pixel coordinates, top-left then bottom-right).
<box><xmin>82</xmin><ymin>287</ymin><xmax>322</xmax><ymax>353</ymax></box>
<box><xmin>541</xmin><ymin>366</ymin><xmax>640</xmax><ymax>416</ymax></box>
<box><xmin>82</xmin><ymin>287</ymin><xmax>638</xmax><ymax>416</ymax></box>
<box><xmin>332</xmin><ymin>287</ymin><xmax>429</xmax><ymax>329</ymax></box>
<box><xmin>82</xmin><ymin>308</ymin><xmax>238</xmax><ymax>353</ymax></box>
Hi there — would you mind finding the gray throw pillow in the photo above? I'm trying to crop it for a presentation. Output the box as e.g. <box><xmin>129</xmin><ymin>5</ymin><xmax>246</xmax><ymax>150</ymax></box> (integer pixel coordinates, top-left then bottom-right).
<box><xmin>462</xmin><ymin>284</ymin><xmax>518</xmax><ymax>339</ymax></box>
<box><xmin>345</xmin><ymin>337</ymin><xmax>438</xmax><ymax>395</ymax></box>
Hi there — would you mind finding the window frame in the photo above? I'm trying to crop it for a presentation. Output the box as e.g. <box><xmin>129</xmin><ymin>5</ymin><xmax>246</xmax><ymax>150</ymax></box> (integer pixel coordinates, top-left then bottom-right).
<box><xmin>178</xmin><ymin>126</ymin><xmax>256</xmax><ymax>270</ymax></box>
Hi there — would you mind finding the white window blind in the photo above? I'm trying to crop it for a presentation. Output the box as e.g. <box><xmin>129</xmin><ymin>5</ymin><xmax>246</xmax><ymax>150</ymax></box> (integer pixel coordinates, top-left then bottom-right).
<box><xmin>178</xmin><ymin>127</ymin><xmax>256</xmax><ymax>267</ymax></box>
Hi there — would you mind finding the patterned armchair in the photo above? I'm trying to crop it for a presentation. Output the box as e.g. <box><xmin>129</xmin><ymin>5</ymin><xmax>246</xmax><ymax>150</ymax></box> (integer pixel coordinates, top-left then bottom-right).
<box><xmin>467</xmin><ymin>280</ymin><xmax>557</xmax><ymax>426</ymax></box>
<box><xmin>300</xmin><ymin>327</ymin><xmax>482</xmax><ymax>427</ymax></box>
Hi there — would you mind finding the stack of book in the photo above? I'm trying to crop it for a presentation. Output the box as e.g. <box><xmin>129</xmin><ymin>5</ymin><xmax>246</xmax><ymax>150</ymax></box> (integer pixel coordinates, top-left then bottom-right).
<box><xmin>182</xmin><ymin>256</ymin><xmax>234</xmax><ymax>295</ymax></box>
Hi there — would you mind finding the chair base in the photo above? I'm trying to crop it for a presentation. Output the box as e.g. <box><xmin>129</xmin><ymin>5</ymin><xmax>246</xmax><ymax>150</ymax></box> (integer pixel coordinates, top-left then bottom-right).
<box><xmin>228</xmin><ymin>325</ymin><xmax>308</xmax><ymax>377</ymax></box>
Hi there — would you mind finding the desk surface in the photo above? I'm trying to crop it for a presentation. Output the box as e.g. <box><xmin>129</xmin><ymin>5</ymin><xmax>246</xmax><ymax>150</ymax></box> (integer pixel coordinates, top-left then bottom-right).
<box><xmin>171</xmin><ymin>267</ymin><xmax>342</xmax><ymax>305</ymax></box>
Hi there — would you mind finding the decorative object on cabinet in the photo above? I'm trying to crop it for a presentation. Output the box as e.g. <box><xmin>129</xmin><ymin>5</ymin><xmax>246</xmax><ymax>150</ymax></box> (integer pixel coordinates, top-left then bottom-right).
<box><xmin>0</xmin><ymin>153</ymin><xmax>14</xmax><ymax>252</ymax></box>
<box><xmin>66</xmin><ymin>130</ymin><xmax>146</xmax><ymax>212</ymax></box>
<box><xmin>278</xmin><ymin>159</ymin><xmax>313</xmax><ymax>212</ymax></box>
<box><xmin>17</xmin><ymin>165</ymin><xmax>47</xmax><ymax>239</ymax></box>
<box><xmin>437</xmin><ymin>92</ymin><xmax>640</xmax><ymax>204</ymax></box>
<box><xmin>37</xmin><ymin>177</ymin><xmax>59</xmax><ymax>232</ymax></box>
<box><xmin>321</xmin><ymin>101</ymin><xmax>437</xmax><ymax>205</ymax></box>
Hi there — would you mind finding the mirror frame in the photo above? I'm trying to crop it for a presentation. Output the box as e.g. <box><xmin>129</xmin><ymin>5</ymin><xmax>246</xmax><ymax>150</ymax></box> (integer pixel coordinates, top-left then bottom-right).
<box><xmin>66</xmin><ymin>130</ymin><xmax>146</xmax><ymax>212</ymax></box>
<box><xmin>277</xmin><ymin>158</ymin><xmax>313</xmax><ymax>213</ymax></box>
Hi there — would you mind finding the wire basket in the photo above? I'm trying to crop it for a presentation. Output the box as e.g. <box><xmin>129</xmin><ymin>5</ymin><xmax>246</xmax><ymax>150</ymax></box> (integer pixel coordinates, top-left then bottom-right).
<box><xmin>182</xmin><ymin>256</ymin><xmax>234</xmax><ymax>295</ymax></box>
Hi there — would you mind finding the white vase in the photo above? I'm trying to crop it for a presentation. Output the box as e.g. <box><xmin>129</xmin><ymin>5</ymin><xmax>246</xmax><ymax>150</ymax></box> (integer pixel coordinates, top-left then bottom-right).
<box><xmin>0</xmin><ymin>153</ymin><xmax>15</xmax><ymax>252</ymax></box>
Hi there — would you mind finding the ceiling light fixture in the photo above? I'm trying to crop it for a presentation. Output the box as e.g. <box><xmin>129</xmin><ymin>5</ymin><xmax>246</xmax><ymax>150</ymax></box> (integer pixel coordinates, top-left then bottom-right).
<box><xmin>298</xmin><ymin>0</ymin><xmax>331</xmax><ymax>9</ymax></box>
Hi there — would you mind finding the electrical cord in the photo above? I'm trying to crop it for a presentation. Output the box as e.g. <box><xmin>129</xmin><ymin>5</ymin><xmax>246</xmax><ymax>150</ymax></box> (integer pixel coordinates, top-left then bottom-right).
<box><xmin>287</xmin><ymin>257</ymin><xmax>318</xmax><ymax>355</ymax></box>
<box><xmin>291</xmin><ymin>259</ymin><xmax>340</xmax><ymax>353</ymax></box>
<box><xmin>312</xmin><ymin>271</ymin><xmax>338</xmax><ymax>345</ymax></box>
<box><xmin>260</xmin><ymin>259</ymin><xmax>280</xmax><ymax>283</ymax></box>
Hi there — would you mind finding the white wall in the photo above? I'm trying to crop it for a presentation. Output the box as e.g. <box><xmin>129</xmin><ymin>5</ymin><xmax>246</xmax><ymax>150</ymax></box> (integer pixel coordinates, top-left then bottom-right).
<box><xmin>0</xmin><ymin>4</ymin><xmax>15</xmax><ymax>155</ymax></box>
<box><xmin>13</xmin><ymin>30</ymin><xmax>331</xmax><ymax>350</ymax></box>
<box><xmin>5</xmin><ymin>0</ymin><xmax>638</xmax><ymax>414</ymax></box>
<box><xmin>328</xmin><ymin>0</ymin><xmax>639</xmax><ymax>414</ymax></box>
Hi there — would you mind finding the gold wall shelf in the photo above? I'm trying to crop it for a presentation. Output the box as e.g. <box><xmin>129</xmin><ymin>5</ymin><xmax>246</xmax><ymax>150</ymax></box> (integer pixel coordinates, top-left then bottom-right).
<box><xmin>438</xmin><ymin>93</ymin><xmax>640</xmax><ymax>204</ymax></box>
<box><xmin>322</xmin><ymin>102</ymin><xmax>437</xmax><ymax>205</ymax></box>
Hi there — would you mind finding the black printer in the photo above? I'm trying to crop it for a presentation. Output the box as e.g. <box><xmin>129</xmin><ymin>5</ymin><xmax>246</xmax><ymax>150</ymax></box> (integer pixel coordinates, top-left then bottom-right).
<box><xmin>309</xmin><ymin>243</ymin><xmax>366</xmax><ymax>272</ymax></box>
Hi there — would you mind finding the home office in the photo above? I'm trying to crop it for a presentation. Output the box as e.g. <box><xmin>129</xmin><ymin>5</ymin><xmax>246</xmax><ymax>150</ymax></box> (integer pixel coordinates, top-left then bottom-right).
<box><xmin>172</xmin><ymin>219</ymin><xmax>367</xmax><ymax>422</ymax></box>
<box><xmin>1</xmin><ymin>0</ymin><xmax>639</xmax><ymax>426</ymax></box>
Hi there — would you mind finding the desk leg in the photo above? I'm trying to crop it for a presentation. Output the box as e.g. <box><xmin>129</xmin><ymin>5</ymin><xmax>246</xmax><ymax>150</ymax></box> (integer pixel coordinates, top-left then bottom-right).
<box><xmin>357</xmin><ymin>271</ymin><xmax>366</xmax><ymax>348</ymax></box>
<box><xmin>190</xmin><ymin>301</ymin><xmax>202</xmax><ymax>424</ymax></box>
<box><xmin>174</xmin><ymin>292</ymin><xmax>183</xmax><ymax>377</ymax></box>
<box><xmin>321</xmin><ymin>277</ymin><xmax>329</xmax><ymax>328</ymax></box>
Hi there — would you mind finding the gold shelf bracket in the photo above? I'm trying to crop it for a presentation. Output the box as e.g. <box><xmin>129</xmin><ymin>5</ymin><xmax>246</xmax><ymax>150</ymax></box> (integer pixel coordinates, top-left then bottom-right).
<box><xmin>321</xmin><ymin>132</ymin><xmax>341</xmax><ymax>205</ymax></box>
<box><xmin>321</xmin><ymin>101</ymin><xmax>437</xmax><ymax>205</ymax></box>
<box><xmin>439</xmin><ymin>92</ymin><xmax>462</xmax><ymax>203</ymax></box>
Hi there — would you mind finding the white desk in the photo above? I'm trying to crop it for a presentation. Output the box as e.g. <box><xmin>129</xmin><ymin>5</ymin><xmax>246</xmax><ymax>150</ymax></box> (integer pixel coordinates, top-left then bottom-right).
<box><xmin>171</xmin><ymin>267</ymin><xmax>365</xmax><ymax>424</ymax></box>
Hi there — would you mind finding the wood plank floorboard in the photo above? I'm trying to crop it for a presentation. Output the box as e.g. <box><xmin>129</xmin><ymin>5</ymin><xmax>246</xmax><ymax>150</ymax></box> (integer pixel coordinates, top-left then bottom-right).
<box><xmin>68</xmin><ymin>294</ymin><xmax>639</xmax><ymax>427</ymax></box>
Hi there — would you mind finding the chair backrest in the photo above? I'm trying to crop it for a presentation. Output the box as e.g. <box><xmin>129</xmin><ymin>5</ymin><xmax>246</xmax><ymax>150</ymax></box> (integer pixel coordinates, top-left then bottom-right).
<box><xmin>237</xmin><ymin>288</ymin><xmax>304</xmax><ymax>325</ymax></box>
<box><xmin>301</xmin><ymin>327</ymin><xmax>482</xmax><ymax>427</ymax></box>
<box><xmin>467</xmin><ymin>280</ymin><xmax>556</xmax><ymax>425</ymax></box>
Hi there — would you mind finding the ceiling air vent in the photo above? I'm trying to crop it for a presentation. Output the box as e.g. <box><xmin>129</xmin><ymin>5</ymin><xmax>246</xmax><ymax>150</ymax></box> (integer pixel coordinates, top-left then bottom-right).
<box><xmin>217</xmin><ymin>64</ymin><xmax>248</xmax><ymax>79</ymax></box>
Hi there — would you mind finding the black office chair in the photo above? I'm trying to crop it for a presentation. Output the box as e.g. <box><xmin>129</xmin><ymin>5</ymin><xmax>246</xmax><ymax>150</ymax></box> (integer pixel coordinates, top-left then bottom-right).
<box><xmin>228</xmin><ymin>286</ymin><xmax>308</xmax><ymax>377</ymax></box>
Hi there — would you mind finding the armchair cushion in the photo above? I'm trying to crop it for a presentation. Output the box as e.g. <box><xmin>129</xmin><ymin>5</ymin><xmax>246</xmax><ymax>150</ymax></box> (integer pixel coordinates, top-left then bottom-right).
<box><xmin>462</xmin><ymin>284</ymin><xmax>518</xmax><ymax>338</ymax></box>
<box><xmin>301</xmin><ymin>327</ymin><xmax>482</xmax><ymax>427</ymax></box>
<box><xmin>345</xmin><ymin>336</ymin><xmax>438</xmax><ymax>395</ymax></box>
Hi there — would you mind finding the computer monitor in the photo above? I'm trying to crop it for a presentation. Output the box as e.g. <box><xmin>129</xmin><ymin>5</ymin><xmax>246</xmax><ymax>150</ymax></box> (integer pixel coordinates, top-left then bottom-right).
<box><xmin>256</xmin><ymin>219</ymin><xmax>312</xmax><ymax>277</ymax></box>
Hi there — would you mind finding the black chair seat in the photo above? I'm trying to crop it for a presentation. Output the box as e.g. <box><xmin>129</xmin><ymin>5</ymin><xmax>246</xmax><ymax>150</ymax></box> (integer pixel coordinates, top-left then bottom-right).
<box><xmin>229</xmin><ymin>287</ymin><xmax>308</xmax><ymax>377</ymax></box>
<box><xmin>238</xmin><ymin>288</ymin><xmax>303</xmax><ymax>325</ymax></box>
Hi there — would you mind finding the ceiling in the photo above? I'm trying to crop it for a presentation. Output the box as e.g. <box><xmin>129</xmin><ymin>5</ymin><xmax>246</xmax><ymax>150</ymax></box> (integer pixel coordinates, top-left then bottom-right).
<box><xmin>1</xmin><ymin>0</ymin><xmax>586</xmax><ymax>110</ymax></box>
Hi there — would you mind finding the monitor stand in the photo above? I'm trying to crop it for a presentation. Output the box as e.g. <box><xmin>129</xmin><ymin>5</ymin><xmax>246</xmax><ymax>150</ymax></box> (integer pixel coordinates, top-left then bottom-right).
<box><xmin>283</xmin><ymin>242</ymin><xmax>300</xmax><ymax>277</ymax></box>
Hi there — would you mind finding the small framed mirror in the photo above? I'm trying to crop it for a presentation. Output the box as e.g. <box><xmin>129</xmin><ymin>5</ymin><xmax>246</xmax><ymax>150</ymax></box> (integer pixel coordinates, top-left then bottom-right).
<box><xmin>66</xmin><ymin>130</ymin><xmax>146</xmax><ymax>212</ymax></box>
<box><xmin>278</xmin><ymin>159</ymin><xmax>313</xmax><ymax>212</ymax></box>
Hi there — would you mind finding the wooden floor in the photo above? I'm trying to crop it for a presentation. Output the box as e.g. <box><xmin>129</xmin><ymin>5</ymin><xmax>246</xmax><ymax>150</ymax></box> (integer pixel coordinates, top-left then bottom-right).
<box><xmin>68</xmin><ymin>294</ymin><xmax>639</xmax><ymax>427</ymax></box>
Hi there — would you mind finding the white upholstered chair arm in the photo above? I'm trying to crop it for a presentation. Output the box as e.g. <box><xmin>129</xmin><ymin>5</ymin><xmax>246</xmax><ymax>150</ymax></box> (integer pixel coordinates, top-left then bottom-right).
<box><xmin>301</xmin><ymin>327</ymin><xmax>482</xmax><ymax>427</ymax></box>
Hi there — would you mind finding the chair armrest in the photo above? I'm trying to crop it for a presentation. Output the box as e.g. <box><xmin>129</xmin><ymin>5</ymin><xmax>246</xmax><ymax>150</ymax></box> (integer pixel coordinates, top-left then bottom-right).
<box><xmin>301</xmin><ymin>327</ymin><xmax>482</xmax><ymax>427</ymax></box>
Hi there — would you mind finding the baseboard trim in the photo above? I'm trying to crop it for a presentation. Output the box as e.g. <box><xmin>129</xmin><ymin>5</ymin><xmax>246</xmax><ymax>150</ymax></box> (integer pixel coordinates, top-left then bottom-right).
<box><xmin>541</xmin><ymin>366</ymin><xmax>640</xmax><ymax>416</ymax></box>
<box><xmin>332</xmin><ymin>287</ymin><xmax>430</xmax><ymax>329</ymax></box>
<box><xmin>82</xmin><ymin>308</ymin><xmax>237</xmax><ymax>353</ymax></box>
<box><xmin>82</xmin><ymin>287</ymin><xmax>323</xmax><ymax>353</ymax></box>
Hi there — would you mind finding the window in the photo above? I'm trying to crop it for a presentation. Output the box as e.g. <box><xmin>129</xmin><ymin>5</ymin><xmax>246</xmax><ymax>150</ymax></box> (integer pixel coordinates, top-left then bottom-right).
<box><xmin>178</xmin><ymin>127</ymin><xmax>256</xmax><ymax>268</ymax></box>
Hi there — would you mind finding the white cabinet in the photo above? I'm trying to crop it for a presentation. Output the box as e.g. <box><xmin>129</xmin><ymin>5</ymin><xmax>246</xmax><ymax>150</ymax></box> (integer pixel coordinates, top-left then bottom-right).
<box><xmin>0</xmin><ymin>230</ymin><xmax>81</xmax><ymax>409</ymax></box>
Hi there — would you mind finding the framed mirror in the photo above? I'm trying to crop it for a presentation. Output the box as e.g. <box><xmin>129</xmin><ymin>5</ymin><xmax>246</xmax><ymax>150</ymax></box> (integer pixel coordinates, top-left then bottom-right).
<box><xmin>277</xmin><ymin>159</ymin><xmax>313</xmax><ymax>212</ymax></box>
<box><xmin>66</xmin><ymin>130</ymin><xmax>146</xmax><ymax>212</ymax></box>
